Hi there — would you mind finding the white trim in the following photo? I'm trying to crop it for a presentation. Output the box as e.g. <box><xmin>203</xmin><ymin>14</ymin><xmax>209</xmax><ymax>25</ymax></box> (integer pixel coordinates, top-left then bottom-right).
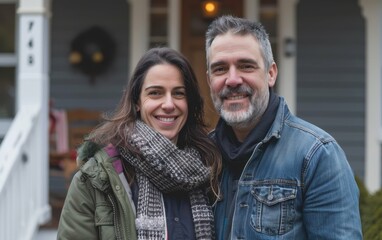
<box><xmin>129</xmin><ymin>0</ymin><xmax>149</xmax><ymax>75</ymax></box>
<box><xmin>359</xmin><ymin>0</ymin><xmax>382</xmax><ymax>193</ymax></box>
<box><xmin>277</xmin><ymin>0</ymin><xmax>299</xmax><ymax>115</ymax></box>
<box><xmin>17</xmin><ymin>0</ymin><xmax>51</xmax><ymax>16</ymax></box>
<box><xmin>168</xmin><ymin>0</ymin><xmax>180</xmax><ymax>51</ymax></box>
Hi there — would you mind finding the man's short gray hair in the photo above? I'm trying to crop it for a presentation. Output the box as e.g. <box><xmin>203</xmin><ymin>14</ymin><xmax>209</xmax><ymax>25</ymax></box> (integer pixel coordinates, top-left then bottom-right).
<box><xmin>205</xmin><ymin>15</ymin><xmax>274</xmax><ymax>71</ymax></box>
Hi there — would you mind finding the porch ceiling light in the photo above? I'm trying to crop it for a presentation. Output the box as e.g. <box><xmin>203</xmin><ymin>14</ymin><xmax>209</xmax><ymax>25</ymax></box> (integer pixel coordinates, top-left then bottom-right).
<box><xmin>201</xmin><ymin>1</ymin><xmax>219</xmax><ymax>18</ymax></box>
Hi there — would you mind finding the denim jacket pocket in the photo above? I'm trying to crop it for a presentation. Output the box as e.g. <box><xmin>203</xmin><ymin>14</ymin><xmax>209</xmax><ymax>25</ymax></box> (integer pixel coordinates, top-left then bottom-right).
<box><xmin>250</xmin><ymin>180</ymin><xmax>297</xmax><ymax>235</ymax></box>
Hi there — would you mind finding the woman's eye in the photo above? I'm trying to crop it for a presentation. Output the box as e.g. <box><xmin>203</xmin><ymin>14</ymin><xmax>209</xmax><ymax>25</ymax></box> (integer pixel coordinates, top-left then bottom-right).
<box><xmin>173</xmin><ymin>91</ymin><xmax>186</xmax><ymax>98</ymax></box>
<box><xmin>148</xmin><ymin>90</ymin><xmax>162</xmax><ymax>96</ymax></box>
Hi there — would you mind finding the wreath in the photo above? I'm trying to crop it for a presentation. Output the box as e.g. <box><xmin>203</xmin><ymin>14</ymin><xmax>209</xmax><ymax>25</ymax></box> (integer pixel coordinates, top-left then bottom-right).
<box><xmin>69</xmin><ymin>26</ymin><xmax>116</xmax><ymax>83</ymax></box>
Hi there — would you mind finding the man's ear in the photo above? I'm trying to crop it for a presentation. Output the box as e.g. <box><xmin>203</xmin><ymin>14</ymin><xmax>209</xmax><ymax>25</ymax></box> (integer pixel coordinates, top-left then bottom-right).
<box><xmin>268</xmin><ymin>62</ymin><xmax>278</xmax><ymax>87</ymax></box>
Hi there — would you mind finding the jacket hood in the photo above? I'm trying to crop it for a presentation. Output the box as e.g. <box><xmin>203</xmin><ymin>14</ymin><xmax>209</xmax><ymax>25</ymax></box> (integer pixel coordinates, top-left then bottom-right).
<box><xmin>76</xmin><ymin>141</ymin><xmax>102</xmax><ymax>166</ymax></box>
<box><xmin>77</xmin><ymin>141</ymin><xmax>112</xmax><ymax>192</ymax></box>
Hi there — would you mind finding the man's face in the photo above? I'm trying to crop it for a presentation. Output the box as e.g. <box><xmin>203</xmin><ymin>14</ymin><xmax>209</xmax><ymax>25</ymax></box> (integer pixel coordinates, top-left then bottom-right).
<box><xmin>207</xmin><ymin>33</ymin><xmax>277</xmax><ymax>133</ymax></box>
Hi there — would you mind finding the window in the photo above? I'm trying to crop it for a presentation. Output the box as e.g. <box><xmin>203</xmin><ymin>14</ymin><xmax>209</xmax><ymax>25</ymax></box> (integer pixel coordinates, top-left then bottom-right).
<box><xmin>0</xmin><ymin>3</ymin><xmax>17</xmax><ymax>137</ymax></box>
<box><xmin>0</xmin><ymin>67</ymin><xmax>15</xmax><ymax>118</ymax></box>
<box><xmin>149</xmin><ymin>0</ymin><xmax>168</xmax><ymax>48</ymax></box>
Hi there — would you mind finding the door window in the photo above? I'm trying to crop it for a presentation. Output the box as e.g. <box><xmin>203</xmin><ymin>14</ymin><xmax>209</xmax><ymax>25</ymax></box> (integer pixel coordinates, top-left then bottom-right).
<box><xmin>260</xmin><ymin>0</ymin><xmax>278</xmax><ymax>62</ymax></box>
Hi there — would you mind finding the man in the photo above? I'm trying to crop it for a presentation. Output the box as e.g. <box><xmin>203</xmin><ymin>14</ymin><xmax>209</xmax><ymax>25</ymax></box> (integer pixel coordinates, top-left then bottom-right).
<box><xmin>206</xmin><ymin>15</ymin><xmax>362</xmax><ymax>239</ymax></box>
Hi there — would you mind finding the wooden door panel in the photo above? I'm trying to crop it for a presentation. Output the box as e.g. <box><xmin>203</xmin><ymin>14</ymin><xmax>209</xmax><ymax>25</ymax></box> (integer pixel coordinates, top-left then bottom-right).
<box><xmin>181</xmin><ymin>0</ymin><xmax>243</xmax><ymax>129</ymax></box>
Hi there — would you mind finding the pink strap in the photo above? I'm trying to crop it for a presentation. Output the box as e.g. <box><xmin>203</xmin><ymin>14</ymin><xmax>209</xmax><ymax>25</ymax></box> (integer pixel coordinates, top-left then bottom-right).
<box><xmin>104</xmin><ymin>144</ymin><xmax>123</xmax><ymax>174</ymax></box>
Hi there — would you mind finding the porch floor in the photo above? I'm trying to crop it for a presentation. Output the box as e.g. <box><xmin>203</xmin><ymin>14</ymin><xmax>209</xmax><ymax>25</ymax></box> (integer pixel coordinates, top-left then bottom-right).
<box><xmin>34</xmin><ymin>229</ymin><xmax>58</xmax><ymax>240</ymax></box>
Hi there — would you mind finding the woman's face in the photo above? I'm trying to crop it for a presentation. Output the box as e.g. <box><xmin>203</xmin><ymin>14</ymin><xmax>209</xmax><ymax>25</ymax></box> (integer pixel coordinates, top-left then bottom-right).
<box><xmin>137</xmin><ymin>63</ymin><xmax>188</xmax><ymax>144</ymax></box>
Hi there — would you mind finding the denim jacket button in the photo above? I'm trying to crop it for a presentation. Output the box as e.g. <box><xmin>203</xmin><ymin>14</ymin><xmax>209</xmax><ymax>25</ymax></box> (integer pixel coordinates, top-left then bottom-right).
<box><xmin>267</xmin><ymin>194</ymin><xmax>274</xmax><ymax>201</ymax></box>
<box><xmin>239</xmin><ymin>202</ymin><xmax>248</xmax><ymax>208</ymax></box>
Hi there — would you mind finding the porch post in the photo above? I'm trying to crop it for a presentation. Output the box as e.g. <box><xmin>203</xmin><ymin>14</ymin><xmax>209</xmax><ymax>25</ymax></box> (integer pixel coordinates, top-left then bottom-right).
<box><xmin>127</xmin><ymin>0</ymin><xmax>149</xmax><ymax>74</ymax></box>
<box><xmin>244</xmin><ymin>0</ymin><xmax>259</xmax><ymax>21</ymax></box>
<box><xmin>168</xmin><ymin>0</ymin><xmax>180</xmax><ymax>51</ymax></box>
<box><xmin>277</xmin><ymin>0</ymin><xmax>299</xmax><ymax>115</ymax></box>
<box><xmin>17</xmin><ymin>0</ymin><xmax>51</xmax><ymax>222</ymax></box>
<box><xmin>359</xmin><ymin>0</ymin><xmax>382</xmax><ymax>192</ymax></box>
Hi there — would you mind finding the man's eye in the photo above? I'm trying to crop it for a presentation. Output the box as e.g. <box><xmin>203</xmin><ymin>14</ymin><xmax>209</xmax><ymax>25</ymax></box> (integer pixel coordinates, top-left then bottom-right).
<box><xmin>239</xmin><ymin>64</ymin><xmax>255</xmax><ymax>71</ymax></box>
<box><xmin>212</xmin><ymin>66</ymin><xmax>226</xmax><ymax>74</ymax></box>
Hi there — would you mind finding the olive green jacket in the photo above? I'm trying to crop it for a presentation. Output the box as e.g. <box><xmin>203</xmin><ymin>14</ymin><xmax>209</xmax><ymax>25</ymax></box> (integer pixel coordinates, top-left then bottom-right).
<box><xmin>57</xmin><ymin>143</ymin><xmax>137</xmax><ymax>240</ymax></box>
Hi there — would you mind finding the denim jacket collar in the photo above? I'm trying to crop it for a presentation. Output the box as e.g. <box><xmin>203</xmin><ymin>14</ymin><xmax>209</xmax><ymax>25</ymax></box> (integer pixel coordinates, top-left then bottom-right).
<box><xmin>262</xmin><ymin>96</ymin><xmax>288</xmax><ymax>143</ymax></box>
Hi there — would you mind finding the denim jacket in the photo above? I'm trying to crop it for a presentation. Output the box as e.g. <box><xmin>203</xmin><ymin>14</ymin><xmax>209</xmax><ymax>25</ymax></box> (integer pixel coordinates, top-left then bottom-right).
<box><xmin>211</xmin><ymin>97</ymin><xmax>362</xmax><ymax>240</ymax></box>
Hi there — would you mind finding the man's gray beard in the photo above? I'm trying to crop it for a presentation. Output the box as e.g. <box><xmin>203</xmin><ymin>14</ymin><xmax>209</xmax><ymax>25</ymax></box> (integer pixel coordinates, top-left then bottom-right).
<box><xmin>219</xmin><ymin>103</ymin><xmax>258</xmax><ymax>129</ymax></box>
<box><xmin>213</xmin><ymin>91</ymin><xmax>269</xmax><ymax>129</ymax></box>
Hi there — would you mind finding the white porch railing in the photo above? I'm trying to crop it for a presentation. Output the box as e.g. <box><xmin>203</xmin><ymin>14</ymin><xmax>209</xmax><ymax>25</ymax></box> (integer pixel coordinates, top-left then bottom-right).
<box><xmin>0</xmin><ymin>106</ymin><xmax>51</xmax><ymax>240</ymax></box>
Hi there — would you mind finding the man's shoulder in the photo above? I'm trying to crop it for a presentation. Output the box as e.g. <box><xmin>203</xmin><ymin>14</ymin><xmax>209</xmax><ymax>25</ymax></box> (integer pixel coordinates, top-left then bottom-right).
<box><xmin>273</xmin><ymin>99</ymin><xmax>335</xmax><ymax>144</ymax></box>
<box><xmin>284</xmin><ymin>114</ymin><xmax>335</xmax><ymax>144</ymax></box>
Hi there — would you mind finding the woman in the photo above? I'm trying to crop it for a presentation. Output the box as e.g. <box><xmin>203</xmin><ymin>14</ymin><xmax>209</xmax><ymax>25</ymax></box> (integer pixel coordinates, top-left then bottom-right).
<box><xmin>57</xmin><ymin>47</ymin><xmax>221</xmax><ymax>240</ymax></box>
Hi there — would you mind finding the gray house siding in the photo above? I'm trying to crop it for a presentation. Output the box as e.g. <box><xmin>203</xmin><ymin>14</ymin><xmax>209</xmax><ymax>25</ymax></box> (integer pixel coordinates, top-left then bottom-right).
<box><xmin>296</xmin><ymin>0</ymin><xmax>365</xmax><ymax>179</ymax></box>
<box><xmin>50</xmin><ymin>0</ymin><xmax>130</xmax><ymax>112</ymax></box>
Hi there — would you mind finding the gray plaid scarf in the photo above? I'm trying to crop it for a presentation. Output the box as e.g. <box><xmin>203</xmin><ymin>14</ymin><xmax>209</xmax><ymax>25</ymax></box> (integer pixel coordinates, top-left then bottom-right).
<box><xmin>119</xmin><ymin>120</ymin><xmax>215</xmax><ymax>240</ymax></box>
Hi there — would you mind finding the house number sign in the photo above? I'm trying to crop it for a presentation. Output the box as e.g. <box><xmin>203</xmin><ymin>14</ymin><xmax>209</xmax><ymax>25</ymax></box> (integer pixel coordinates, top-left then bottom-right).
<box><xmin>20</xmin><ymin>16</ymin><xmax>43</xmax><ymax>73</ymax></box>
<box><xmin>27</xmin><ymin>20</ymin><xmax>35</xmax><ymax>66</ymax></box>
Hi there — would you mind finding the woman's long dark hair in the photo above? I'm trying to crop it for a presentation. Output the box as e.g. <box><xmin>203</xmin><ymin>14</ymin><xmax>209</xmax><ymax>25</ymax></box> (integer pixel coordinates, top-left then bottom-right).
<box><xmin>89</xmin><ymin>47</ymin><xmax>221</xmax><ymax>200</ymax></box>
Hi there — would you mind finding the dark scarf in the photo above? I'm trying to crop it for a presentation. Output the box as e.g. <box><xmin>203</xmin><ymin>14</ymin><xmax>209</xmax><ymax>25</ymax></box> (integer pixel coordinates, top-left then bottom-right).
<box><xmin>119</xmin><ymin>120</ymin><xmax>215</xmax><ymax>240</ymax></box>
<box><xmin>215</xmin><ymin>90</ymin><xmax>280</xmax><ymax>177</ymax></box>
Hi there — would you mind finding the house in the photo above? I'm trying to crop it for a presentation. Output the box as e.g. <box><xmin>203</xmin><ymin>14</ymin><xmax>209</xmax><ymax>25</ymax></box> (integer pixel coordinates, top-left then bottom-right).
<box><xmin>0</xmin><ymin>0</ymin><xmax>381</xmax><ymax>239</ymax></box>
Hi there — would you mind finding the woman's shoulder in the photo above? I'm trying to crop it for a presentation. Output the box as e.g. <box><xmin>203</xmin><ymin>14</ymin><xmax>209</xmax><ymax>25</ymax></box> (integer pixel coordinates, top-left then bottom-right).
<box><xmin>76</xmin><ymin>141</ymin><xmax>102</xmax><ymax>164</ymax></box>
<box><xmin>76</xmin><ymin>141</ymin><xmax>118</xmax><ymax>166</ymax></box>
<box><xmin>76</xmin><ymin>141</ymin><xmax>114</xmax><ymax>178</ymax></box>
<box><xmin>76</xmin><ymin>142</ymin><xmax>123</xmax><ymax>191</ymax></box>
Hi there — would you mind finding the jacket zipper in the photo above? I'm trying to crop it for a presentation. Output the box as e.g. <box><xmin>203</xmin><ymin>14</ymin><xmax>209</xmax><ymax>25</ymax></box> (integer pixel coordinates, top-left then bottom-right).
<box><xmin>108</xmin><ymin>193</ymin><xmax>123</xmax><ymax>240</ymax></box>
<box><xmin>229</xmin><ymin>141</ymin><xmax>263</xmax><ymax>240</ymax></box>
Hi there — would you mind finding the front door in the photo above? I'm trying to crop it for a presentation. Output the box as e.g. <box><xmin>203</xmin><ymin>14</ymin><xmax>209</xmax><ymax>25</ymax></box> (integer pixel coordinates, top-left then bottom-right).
<box><xmin>181</xmin><ymin>0</ymin><xmax>243</xmax><ymax>130</ymax></box>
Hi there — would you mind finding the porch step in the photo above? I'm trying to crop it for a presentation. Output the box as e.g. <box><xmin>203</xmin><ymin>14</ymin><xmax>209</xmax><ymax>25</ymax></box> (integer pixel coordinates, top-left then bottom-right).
<box><xmin>34</xmin><ymin>229</ymin><xmax>58</xmax><ymax>240</ymax></box>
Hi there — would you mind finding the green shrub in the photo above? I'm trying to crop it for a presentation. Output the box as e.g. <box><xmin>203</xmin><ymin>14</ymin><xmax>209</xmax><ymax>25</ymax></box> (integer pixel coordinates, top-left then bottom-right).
<box><xmin>356</xmin><ymin>176</ymin><xmax>382</xmax><ymax>239</ymax></box>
